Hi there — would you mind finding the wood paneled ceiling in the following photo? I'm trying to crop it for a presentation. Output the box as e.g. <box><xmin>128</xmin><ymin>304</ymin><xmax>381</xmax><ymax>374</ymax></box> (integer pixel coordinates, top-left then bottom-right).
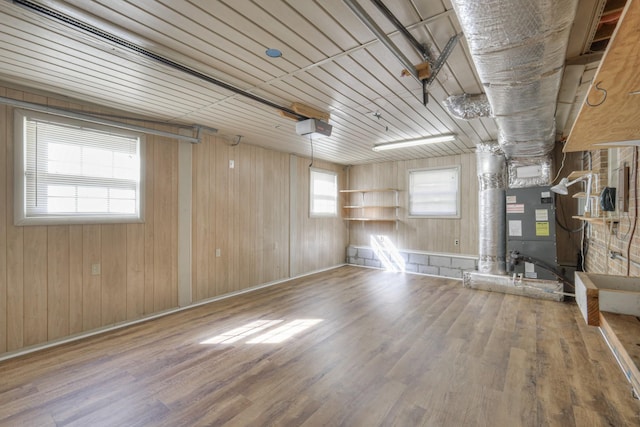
<box><xmin>0</xmin><ymin>0</ymin><xmax>606</xmax><ymax>165</ymax></box>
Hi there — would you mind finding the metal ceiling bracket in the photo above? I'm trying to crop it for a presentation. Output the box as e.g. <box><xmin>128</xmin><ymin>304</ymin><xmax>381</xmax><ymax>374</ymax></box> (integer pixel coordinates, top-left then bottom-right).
<box><xmin>422</xmin><ymin>80</ymin><xmax>429</xmax><ymax>106</ymax></box>
<box><xmin>343</xmin><ymin>0</ymin><xmax>419</xmax><ymax>80</ymax></box>
<box><xmin>425</xmin><ymin>33</ymin><xmax>463</xmax><ymax>87</ymax></box>
<box><xmin>369</xmin><ymin>0</ymin><xmax>434</xmax><ymax>63</ymax></box>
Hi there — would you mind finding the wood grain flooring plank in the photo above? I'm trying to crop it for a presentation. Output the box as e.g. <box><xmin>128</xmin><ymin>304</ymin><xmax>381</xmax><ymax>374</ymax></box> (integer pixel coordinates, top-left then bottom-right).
<box><xmin>0</xmin><ymin>266</ymin><xmax>638</xmax><ymax>426</ymax></box>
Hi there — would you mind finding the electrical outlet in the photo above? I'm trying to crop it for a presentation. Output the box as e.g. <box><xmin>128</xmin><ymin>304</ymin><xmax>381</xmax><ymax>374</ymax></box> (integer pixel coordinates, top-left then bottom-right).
<box><xmin>91</xmin><ymin>263</ymin><xmax>101</xmax><ymax>275</ymax></box>
<box><xmin>229</xmin><ymin>160</ymin><xmax>235</xmax><ymax>169</ymax></box>
<box><xmin>454</xmin><ymin>239</ymin><xmax>460</xmax><ymax>246</ymax></box>
<box><xmin>215</xmin><ymin>248</ymin><xmax>221</xmax><ymax>257</ymax></box>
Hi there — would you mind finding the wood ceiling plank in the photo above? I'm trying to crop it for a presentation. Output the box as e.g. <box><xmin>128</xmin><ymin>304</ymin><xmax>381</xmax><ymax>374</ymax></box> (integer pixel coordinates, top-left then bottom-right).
<box><xmin>0</xmin><ymin>0</ymin><xmax>485</xmax><ymax>165</ymax></box>
<box><xmin>85</xmin><ymin>0</ymin><xmax>290</xmax><ymax>82</ymax></box>
<box><xmin>565</xmin><ymin>0</ymin><xmax>640</xmax><ymax>152</ymax></box>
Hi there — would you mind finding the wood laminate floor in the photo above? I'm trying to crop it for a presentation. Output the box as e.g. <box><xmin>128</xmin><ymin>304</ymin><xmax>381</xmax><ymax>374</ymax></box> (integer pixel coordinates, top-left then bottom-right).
<box><xmin>1</xmin><ymin>266</ymin><xmax>639</xmax><ymax>426</ymax></box>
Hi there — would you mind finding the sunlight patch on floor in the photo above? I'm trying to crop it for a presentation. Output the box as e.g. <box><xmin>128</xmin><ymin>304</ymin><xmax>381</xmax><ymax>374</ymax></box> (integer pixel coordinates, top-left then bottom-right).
<box><xmin>200</xmin><ymin>319</ymin><xmax>323</xmax><ymax>345</ymax></box>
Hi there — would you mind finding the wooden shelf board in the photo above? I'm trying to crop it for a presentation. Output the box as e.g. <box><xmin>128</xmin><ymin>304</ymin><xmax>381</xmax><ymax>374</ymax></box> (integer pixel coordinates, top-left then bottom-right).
<box><xmin>344</xmin><ymin>218</ymin><xmax>397</xmax><ymax>222</ymax></box>
<box><xmin>343</xmin><ymin>205</ymin><xmax>400</xmax><ymax>209</ymax></box>
<box><xmin>572</xmin><ymin>215</ymin><xmax>619</xmax><ymax>224</ymax></box>
<box><xmin>572</xmin><ymin>192</ymin><xmax>599</xmax><ymax>198</ymax></box>
<box><xmin>599</xmin><ymin>311</ymin><xmax>640</xmax><ymax>396</ymax></box>
<box><xmin>564</xmin><ymin>0</ymin><xmax>640</xmax><ymax>152</ymax></box>
<box><xmin>567</xmin><ymin>170</ymin><xmax>594</xmax><ymax>180</ymax></box>
<box><xmin>340</xmin><ymin>188</ymin><xmax>398</xmax><ymax>193</ymax></box>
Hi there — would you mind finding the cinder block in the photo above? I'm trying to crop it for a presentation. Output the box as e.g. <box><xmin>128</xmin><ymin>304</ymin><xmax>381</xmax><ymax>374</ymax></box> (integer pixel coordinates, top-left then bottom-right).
<box><xmin>358</xmin><ymin>248</ymin><xmax>374</xmax><ymax>260</ymax></box>
<box><xmin>399</xmin><ymin>252</ymin><xmax>410</xmax><ymax>262</ymax></box>
<box><xmin>451</xmin><ymin>258</ymin><xmax>477</xmax><ymax>270</ymax></box>
<box><xmin>430</xmin><ymin>256</ymin><xmax>451</xmax><ymax>267</ymax></box>
<box><xmin>349</xmin><ymin>257</ymin><xmax>364</xmax><ymax>266</ymax></box>
<box><xmin>347</xmin><ymin>246</ymin><xmax>357</xmax><ymax>257</ymax></box>
<box><xmin>405</xmin><ymin>263</ymin><xmax>418</xmax><ymax>272</ymax></box>
<box><xmin>408</xmin><ymin>253</ymin><xmax>429</xmax><ymax>265</ymax></box>
<box><xmin>439</xmin><ymin>267</ymin><xmax>463</xmax><ymax>278</ymax></box>
<box><xmin>419</xmin><ymin>265</ymin><xmax>439</xmax><ymax>275</ymax></box>
<box><xmin>365</xmin><ymin>259</ymin><xmax>381</xmax><ymax>268</ymax></box>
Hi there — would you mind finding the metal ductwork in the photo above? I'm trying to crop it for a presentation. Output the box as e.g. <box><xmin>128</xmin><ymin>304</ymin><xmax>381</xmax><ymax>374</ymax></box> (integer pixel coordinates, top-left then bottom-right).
<box><xmin>477</xmin><ymin>142</ymin><xmax>506</xmax><ymax>274</ymax></box>
<box><xmin>451</xmin><ymin>0</ymin><xmax>578</xmax><ymax>165</ymax></box>
<box><xmin>443</xmin><ymin>93</ymin><xmax>492</xmax><ymax>120</ymax></box>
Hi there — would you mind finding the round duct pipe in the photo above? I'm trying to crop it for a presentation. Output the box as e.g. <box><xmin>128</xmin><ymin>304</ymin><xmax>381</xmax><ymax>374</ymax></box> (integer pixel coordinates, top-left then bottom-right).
<box><xmin>477</xmin><ymin>143</ymin><xmax>506</xmax><ymax>274</ymax></box>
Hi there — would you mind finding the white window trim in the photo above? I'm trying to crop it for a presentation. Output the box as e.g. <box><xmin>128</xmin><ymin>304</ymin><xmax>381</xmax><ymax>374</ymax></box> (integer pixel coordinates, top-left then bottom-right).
<box><xmin>408</xmin><ymin>165</ymin><xmax>461</xmax><ymax>219</ymax></box>
<box><xmin>309</xmin><ymin>167</ymin><xmax>338</xmax><ymax>218</ymax></box>
<box><xmin>14</xmin><ymin>109</ymin><xmax>145</xmax><ymax>226</ymax></box>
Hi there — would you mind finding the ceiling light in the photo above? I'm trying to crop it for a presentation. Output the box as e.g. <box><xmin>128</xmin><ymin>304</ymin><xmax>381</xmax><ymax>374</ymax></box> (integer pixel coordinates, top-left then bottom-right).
<box><xmin>265</xmin><ymin>48</ymin><xmax>282</xmax><ymax>58</ymax></box>
<box><xmin>372</xmin><ymin>134</ymin><xmax>456</xmax><ymax>151</ymax></box>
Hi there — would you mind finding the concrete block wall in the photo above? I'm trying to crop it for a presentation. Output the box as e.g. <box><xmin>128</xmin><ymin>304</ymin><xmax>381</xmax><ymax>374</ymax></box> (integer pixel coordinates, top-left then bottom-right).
<box><xmin>346</xmin><ymin>245</ymin><xmax>477</xmax><ymax>279</ymax></box>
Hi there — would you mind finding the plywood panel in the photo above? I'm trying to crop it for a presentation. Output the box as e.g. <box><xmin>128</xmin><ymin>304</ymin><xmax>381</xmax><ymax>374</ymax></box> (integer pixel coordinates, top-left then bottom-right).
<box><xmin>229</xmin><ymin>143</ymin><xmax>240</xmax><ymax>292</ymax></box>
<box><xmin>0</xmin><ymin>87</ymin><xmax>7</xmax><ymax>353</ymax></box>
<box><xmin>192</xmin><ymin>133</ymin><xmax>210</xmax><ymax>301</ymax></box>
<box><xmin>47</xmin><ymin>226</ymin><xmax>70</xmax><ymax>340</ymax></box>
<box><xmin>213</xmin><ymin>138</ymin><xmax>230</xmax><ymax>297</ymax></box>
<box><xmin>101</xmin><ymin>224</ymin><xmax>127</xmax><ymax>325</ymax></box>
<box><xmin>153</xmin><ymin>137</ymin><xmax>178</xmax><ymax>311</ymax></box>
<box><xmin>5</xmin><ymin>88</ymin><xmax>24</xmax><ymax>351</ymax></box>
<box><xmin>68</xmin><ymin>225</ymin><xmax>83</xmax><ymax>335</ymax></box>
<box><xmin>144</xmin><ymin>137</ymin><xmax>156</xmax><ymax>315</ymax></box>
<box><xmin>190</xmin><ymin>138</ymin><xmax>343</xmax><ymax>303</ymax></box>
<box><xmin>0</xmin><ymin>85</ymin><xmax>187</xmax><ymax>356</ymax></box>
<box><xmin>206</xmin><ymin>135</ymin><xmax>216</xmax><ymax>298</ymax></box>
<box><xmin>565</xmin><ymin>0</ymin><xmax>640</xmax><ymax>152</ymax></box>
<box><xmin>291</xmin><ymin>156</ymin><xmax>348</xmax><ymax>274</ymax></box>
<box><xmin>23</xmin><ymin>226</ymin><xmax>48</xmax><ymax>346</ymax></box>
<box><xmin>348</xmin><ymin>153</ymin><xmax>478</xmax><ymax>255</ymax></box>
<box><xmin>126</xmin><ymin>223</ymin><xmax>145</xmax><ymax>319</ymax></box>
<box><xmin>82</xmin><ymin>225</ymin><xmax>102</xmax><ymax>331</ymax></box>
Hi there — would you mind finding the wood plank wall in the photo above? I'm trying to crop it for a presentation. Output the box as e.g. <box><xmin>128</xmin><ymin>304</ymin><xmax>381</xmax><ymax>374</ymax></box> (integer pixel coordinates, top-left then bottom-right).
<box><xmin>347</xmin><ymin>154</ymin><xmax>478</xmax><ymax>255</ymax></box>
<box><xmin>289</xmin><ymin>157</ymin><xmax>348</xmax><ymax>277</ymax></box>
<box><xmin>191</xmin><ymin>142</ymin><xmax>347</xmax><ymax>300</ymax></box>
<box><xmin>0</xmin><ymin>85</ymin><xmax>348</xmax><ymax>356</ymax></box>
<box><xmin>0</xmin><ymin>86</ymin><xmax>179</xmax><ymax>355</ymax></box>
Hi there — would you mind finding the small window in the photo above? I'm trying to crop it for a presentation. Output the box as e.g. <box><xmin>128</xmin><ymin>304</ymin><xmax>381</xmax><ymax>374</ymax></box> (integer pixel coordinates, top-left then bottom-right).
<box><xmin>14</xmin><ymin>109</ymin><xmax>144</xmax><ymax>225</ymax></box>
<box><xmin>409</xmin><ymin>166</ymin><xmax>460</xmax><ymax>218</ymax></box>
<box><xmin>309</xmin><ymin>168</ymin><xmax>337</xmax><ymax>217</ymax></box>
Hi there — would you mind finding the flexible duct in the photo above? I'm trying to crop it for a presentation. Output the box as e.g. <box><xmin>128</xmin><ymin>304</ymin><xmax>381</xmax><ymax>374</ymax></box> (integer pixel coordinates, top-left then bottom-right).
<box><xmin>451</xmin><ymin>0</ymin><xmax>578</xmax><ymax>160</ymax></box>
<box><xmin>477</xmin><ymin>142</ymin><xmax>506</xmax><ymax>274</ymax></box>
<box><xmin>443</xmin><ymin>93</ymin><xmax>492</xmax><ymax>120</ymax></box>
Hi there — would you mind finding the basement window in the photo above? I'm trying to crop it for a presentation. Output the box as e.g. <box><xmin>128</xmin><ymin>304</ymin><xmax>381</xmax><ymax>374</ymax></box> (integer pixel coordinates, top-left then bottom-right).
<box><xmin>409</xmin><ymin>166</ymin><xmax>460</xmax><ymax>218</ymax></box>
<box><xmin>309</xmin><ymin>168</ymin><xmax>337</xmax><ymax>217</ymax></box>
<box><xmin>14</xmin><ymin>109</ymin><xmax>144</xmax><ymax>225</ymax></box>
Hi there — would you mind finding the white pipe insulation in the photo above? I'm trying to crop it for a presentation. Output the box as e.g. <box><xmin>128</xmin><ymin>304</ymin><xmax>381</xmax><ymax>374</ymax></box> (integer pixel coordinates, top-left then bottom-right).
<box><xmin>477</xmin><ymin>143</ymin><xmax>507</xmax><ymax>274</ymax></box>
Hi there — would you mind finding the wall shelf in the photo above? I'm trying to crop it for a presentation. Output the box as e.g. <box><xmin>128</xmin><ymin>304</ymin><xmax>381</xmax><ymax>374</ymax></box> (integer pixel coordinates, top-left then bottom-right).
<box><xmin>340</xmin><ymin>188</ymin><xmax>399</xmax><ymax>225</ymax></box>
<box><xmin>567</xmin><ymin>170</ymin><xmax>594</xmax><ymax>180</ymax></box>
<box><xmin>572</xmin><ymin>192</ymin><xmax>599</xmax><ymax>199</ymax></box>
<box><xmin>572</xmin><ymin>216</ymin><xmax>619</xmax><ymax>225</ymax></box>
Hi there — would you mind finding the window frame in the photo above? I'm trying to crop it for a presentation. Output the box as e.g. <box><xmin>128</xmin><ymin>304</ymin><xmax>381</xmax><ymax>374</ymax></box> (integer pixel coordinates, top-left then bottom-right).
<box><xmin>408</xmin><ymin>165</ymin><xmax>461</xmax><ymax>219</ymax></box>
<box><xmin>14</xmin><ymin>109</ymin><xmax>145</xmax><ymax>226</ymax></box>
<box><xmin>309</xmin><ymin>167</ymin><xmax>338</xmax><ymax>218</ymax></box>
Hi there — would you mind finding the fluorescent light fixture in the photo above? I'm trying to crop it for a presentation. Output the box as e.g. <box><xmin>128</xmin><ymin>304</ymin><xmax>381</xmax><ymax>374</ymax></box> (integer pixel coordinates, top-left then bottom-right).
<box><xmin>372</xmin><ymin>134</ymin><xmax>456</xmax><ymax>151</ymax></box>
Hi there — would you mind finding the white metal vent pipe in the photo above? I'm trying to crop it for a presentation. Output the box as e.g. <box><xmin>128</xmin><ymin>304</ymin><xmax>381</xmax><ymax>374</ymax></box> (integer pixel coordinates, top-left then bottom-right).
<box><xmin>477</xmin><ymin>143</ymin><xmax>506</xmax><ymax>274</ymax></box>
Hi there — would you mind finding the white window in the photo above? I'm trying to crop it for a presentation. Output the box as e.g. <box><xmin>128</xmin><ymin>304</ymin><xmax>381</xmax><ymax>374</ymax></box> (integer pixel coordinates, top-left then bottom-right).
<box><xmin>309</xmin><ymin>168</ymin><xmax>337</xmax><ymax>217</ymax></box>
<box><xmin>409</xmin><ymin>166</ymin><xmax>460</xmax><ymax>218</ymax></box>
<box><xmin>14</xmin><ymin>109</ymin><xmax>144</xmax><ymax>225</ymax></box>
